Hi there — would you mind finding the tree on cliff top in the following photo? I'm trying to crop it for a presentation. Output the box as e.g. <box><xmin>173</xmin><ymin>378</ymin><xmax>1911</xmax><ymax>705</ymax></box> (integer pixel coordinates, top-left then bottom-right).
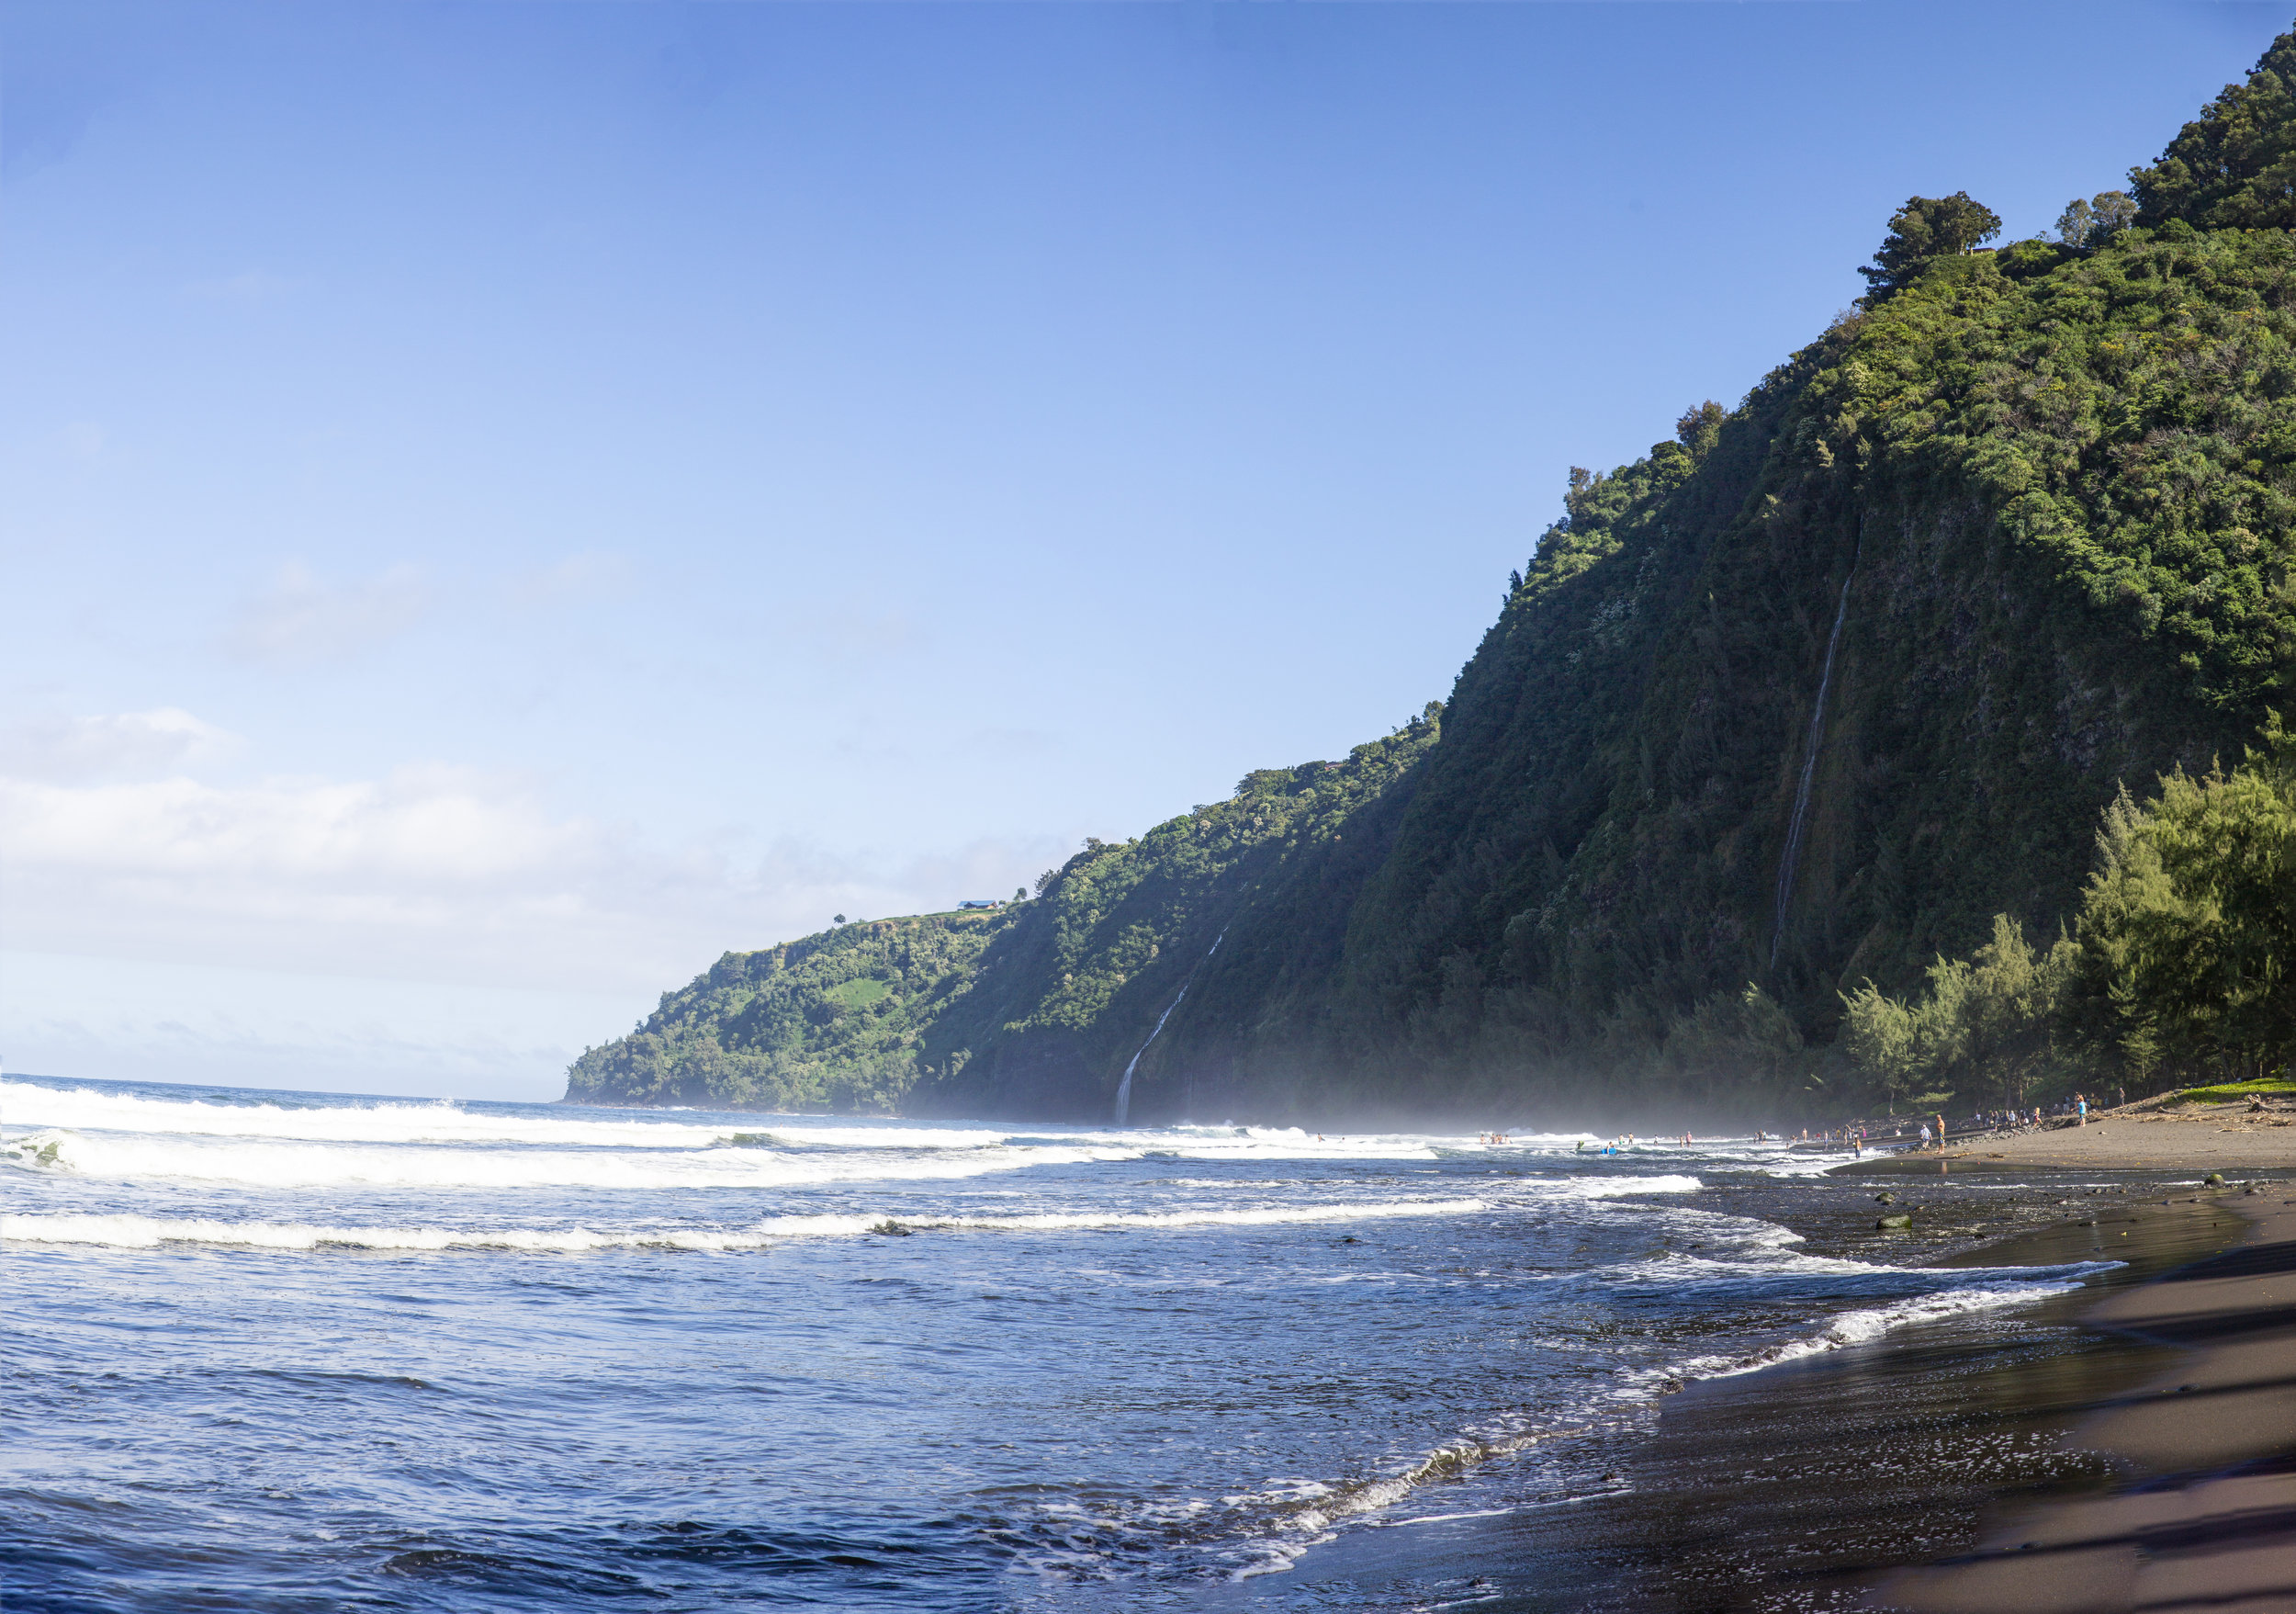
<box><xmin>2055</xmin><ymin>189</ymin><xmax>2136</xmax><ymax>249</ymax></box>
<box><xmin>1856</xmin><ymin>192</ymin><xmax>2003</xmax><ymax>301</ymax></box>
<box><xmin>2132</xmin><ymin>27</ymin><xmax>2296</xmax><ymax>229</ymax></box>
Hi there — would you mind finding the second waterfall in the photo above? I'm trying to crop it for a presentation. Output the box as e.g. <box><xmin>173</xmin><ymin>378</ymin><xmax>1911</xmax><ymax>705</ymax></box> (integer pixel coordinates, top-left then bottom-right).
<box><xmin>1770</xmin><ymin>570</ymin><xmax>1853</xmax><ymax>966</ymax></box>
<box><xmin>1112</xmin><ymin>930</ymin><xmax>1226</xmax><ymax>1125</ymax></box>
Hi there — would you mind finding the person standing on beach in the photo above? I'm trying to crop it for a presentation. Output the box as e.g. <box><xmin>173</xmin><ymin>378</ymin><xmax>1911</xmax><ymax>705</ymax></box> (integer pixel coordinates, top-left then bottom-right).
<box><xmin>1919</xmin><ymin>1123</ymin><xmax>1931</xmax><ymax>1148</ymax></box>
<box><xmin>2077</xmin><ymin>1094</ymin><xmax>2088</xmax><ymax>1125</ymax></box>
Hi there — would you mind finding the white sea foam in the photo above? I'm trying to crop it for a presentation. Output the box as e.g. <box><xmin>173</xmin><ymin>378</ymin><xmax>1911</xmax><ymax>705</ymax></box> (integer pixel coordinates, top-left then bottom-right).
<box><xmin>1232</xmin><ymin>1407</ymin><xmax>1570</xmax><ymax>1577</ymax></box>
<box><xmin>1611</xmin><ymin>1245</ymin><xmax>2124</xmax><ymax>1292</ymax></box>
<box><xmin>3</xmin><ymin>1213</ymin><xmax>735</xmax><ymax>1253</ymax></box>
<box><xmin>0</xmin><ymin>1081</ymin><xmax>1558</xmax><ymax>1166</ymax></box>
<box><xmin>1744</xmin><ymin>1150</ymin><xmax>1873</xmax><ymax>1178</ymax></box>
<box><xmin>2</xmin><ymin>1198</ymin><xmax>1489</xmax><ymax>1252</ymax></box>
<box><xmin>0</xmin><ymin>1079</ymin><xmax>1720</xmax><ymax>1193</ymax></box>
<box><xmin>0</xmin><ymin>1128</ymin><xmax>1131</xmax><ymax>1191</ymax></box>
<box><xmin>1544</xmin><ymin>1173</ymin><xmax>1701</xmax><ymax>1198</ymax></box>
<box><xmin>0</xmin><ymin>1081</ymin><xmax>1144</xmax><ymax>1157</ymax></box>
<box><xmin>1630</xmin><ymin>1281</ymin><xmax>2092</xmax><ymax>1393</ymax></box>
<box><xmin>0</xmin><ymin>1081</ymin><xmax>1152</xmax><ymax>1157</ymax></box>
<box><xmin>1</xmin><ymin>1080</ymin><xmax>745</xmax><ymax>1149</ymax></box>
<box><xmin>1230</xmin><ymin>1260</ymin><xmax>2110</xmax><ymax>1575</ymax></box>
<box><xmin>926</xmin><ymin>1198</ymin><xmax>1487</xmax><ymax>1233</ymax></box>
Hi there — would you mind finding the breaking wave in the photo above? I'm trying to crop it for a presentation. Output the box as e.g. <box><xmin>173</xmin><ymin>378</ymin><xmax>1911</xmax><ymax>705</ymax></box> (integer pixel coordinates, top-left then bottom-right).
<box><xmin>2</xmin><ymin>1198</ymin><xmax>1492</xmax><ymax>1252</ymax></box>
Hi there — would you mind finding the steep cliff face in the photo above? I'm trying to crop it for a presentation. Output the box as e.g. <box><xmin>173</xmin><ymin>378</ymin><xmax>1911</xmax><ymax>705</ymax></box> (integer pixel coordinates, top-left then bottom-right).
<box><xmin>903</xmin><ymin>721</ymin><xmax>1441</xmax><ymax>1119</ymax></box>
<box><xmin>568</xmin><ymin>720</ymin><xmax>1440</xmax><ymax>1118</ymax></box>
<box><xmin>1140</xmin><ymin>229</ymin><xmax>2295</xmax><ymax>1121</ymax></box>
<box><xmin>574</xmin><ymin>41</ymin><xmax>2296</xmax><ymax>1123</ymax></box>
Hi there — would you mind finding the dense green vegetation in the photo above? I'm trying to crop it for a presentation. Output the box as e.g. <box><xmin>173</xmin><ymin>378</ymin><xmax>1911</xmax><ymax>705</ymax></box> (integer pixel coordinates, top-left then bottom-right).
<box><xmin>2132</xmin><ymin>29</ymin><xmax>2296</xmax><ymax>231</ymax></box>
<box><xmin>1858</xmin><ymin>192</ymin><xmax>2003</xmax><ymax>301</ymax></box>
<box><xmin>1840</xmin><ymin>916</ymin><xmax>2070</xmax><ymax>1113</ymax></box>
<box><xmin>1187</xmin><ymin>216</ymin><xmax>2296</xmax><ymax>1118</ymax></box>
<box><xmin>2063</xmin><ymin>723</ymin><xmax>2296</xmax><ymax>1081</ymax></box>
<box><xmin>572</xmin><ymin>28</ymin><xmax>2296</xmax><ymax>1123</ymax></box>
<box><xmin>568</xmin><ymin>717</ymin><xmax>1440</xmax><ymax>1117</ymax></box>
<box><xmin>1842</xmin><ymin>723</ymin><xmax>2295</xmax><ymax>1107</ymax></box>
<box><xmin>564</xmin><ymin>908</ymin><xmax>1019</xmax><ymax>1111</ymax></box>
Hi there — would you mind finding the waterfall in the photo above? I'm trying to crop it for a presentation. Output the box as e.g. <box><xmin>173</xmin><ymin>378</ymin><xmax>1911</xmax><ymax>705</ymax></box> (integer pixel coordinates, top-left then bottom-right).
<box><xmin>1771</xmin><ymin>570</ymin><xmax>1854</xmax><ymax>967</ymax></box>
<box><xmin>1113</xmin><ymin>931</ymin><xmax>1224</xmax><ymax>1126</ymax></box>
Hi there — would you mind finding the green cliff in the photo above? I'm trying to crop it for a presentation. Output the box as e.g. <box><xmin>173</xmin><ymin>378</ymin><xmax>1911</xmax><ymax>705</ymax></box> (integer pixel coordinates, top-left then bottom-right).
<box><xmin>570</xmin><ymin>30</ymin><xmax>2296</xmax><ymax>1123</ymax></box>
<box><xmin>566</xmin><ymin>718</ymin><xmax>1439</xmax><ymax>1116</ymax></box>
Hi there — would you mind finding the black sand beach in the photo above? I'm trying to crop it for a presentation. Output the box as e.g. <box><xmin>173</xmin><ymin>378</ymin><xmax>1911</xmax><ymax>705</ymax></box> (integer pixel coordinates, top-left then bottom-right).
<box><xmin>1205</xmin><ymin>1164</ymin><xmax>2286</xmax><ymax>1612</ymax></box>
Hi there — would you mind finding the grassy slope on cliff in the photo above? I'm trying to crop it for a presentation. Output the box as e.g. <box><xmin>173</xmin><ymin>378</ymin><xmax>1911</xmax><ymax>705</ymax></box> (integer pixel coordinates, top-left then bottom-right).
<box><xmin>564</xmin><ymin>908</ymin><xmax>1018</xmax><ymax>1112</ymax></box>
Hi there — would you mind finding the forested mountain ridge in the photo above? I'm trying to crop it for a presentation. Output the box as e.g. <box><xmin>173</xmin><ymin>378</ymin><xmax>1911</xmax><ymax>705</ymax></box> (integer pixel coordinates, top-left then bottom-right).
<box><xmin>1172</xmin><ymin>222</ymin><xmax>2294</xmax><ymax>1118</ymax></box>
<box><xmin>564</xmin><ymin>904</ymin><xmax>1019</xmax><ymax>1112</ymax></box>
<box><xmin>567</xmin><ymin>717</ymin><xmax>1441</xmax><ymax>1116</ymax></box>
<box><xmin>570</xmin><ymin>29</ymin><xmax>2296</xmax><ymax>1123</ymax></box>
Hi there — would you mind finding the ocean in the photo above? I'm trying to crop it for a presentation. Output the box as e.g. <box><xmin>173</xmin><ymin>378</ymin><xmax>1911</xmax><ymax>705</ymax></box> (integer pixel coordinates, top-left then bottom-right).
<box><xmin>1</xmin><ymin>1076</ymin><xmax>2128</xmax><ymax>1611</ymax></box>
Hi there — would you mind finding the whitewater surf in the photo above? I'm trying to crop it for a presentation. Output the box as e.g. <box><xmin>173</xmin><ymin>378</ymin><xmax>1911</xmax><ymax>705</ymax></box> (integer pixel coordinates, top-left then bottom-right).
<box><xmin>4</xmin><ymin>1073</ymin><xmax>2130</xmax><ymax>1610</ymax></box>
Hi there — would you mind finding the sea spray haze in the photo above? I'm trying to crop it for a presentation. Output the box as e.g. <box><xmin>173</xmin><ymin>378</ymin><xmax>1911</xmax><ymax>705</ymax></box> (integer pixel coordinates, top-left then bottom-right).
<box><xmin>3</xmin><ymin>1075</ymin><xmax>2121</xmax><ymax>1610</ymax></box>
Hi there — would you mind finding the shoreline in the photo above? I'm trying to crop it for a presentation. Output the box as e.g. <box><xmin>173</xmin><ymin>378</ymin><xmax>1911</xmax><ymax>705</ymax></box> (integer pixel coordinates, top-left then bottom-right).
<box><xmin>1220</xmin><ymin>1155</ymin><xmax>2286</xmax><ymax>1610</ymax></box>
<box><xmin>1876</xmin><ymin>1180</ymin><xmax>2296</xmax><ymax>1612</ymax></box>
<box><xmin>1615</xmin><ymin>1171</ymin><xmax>2275</xmax><ymax>1611</ymax></box>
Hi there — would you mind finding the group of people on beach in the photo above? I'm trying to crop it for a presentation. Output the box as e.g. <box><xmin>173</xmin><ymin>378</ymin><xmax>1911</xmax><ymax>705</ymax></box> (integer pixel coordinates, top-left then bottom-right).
<box><xmin>1530</xmin><ymin>1105</ymin><xmax>2107</xmax><ymax>1159</ymax></box>
<box><xmin>1545</xmin><ymin>1094</ymin><xmax>2111</xmax><ymax>1164</ymax></box>
<box><xmin>1962</xmin><ymin>1095</ymin><xmax>2095</xmax><ymax>1134</ymax></box>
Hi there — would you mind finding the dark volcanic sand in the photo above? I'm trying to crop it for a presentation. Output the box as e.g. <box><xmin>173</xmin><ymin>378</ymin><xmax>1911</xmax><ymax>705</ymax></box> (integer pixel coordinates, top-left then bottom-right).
<box><xmin>1200</xmin><ymin>1169</ymin><xmax>2266</xmax><ymax>1612</ymax></box>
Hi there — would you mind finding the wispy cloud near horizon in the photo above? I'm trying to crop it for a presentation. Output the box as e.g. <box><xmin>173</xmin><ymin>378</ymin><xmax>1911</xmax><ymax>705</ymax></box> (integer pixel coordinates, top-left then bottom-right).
<box><xmin>0</xmin><ymin>714</ymin><xmax>1072</xmax><ymax>1001</ymax></box>
<box><xmin>0</xmin><ymin>707</ymin><xmax>241</xmax><ymax>783</ymax></box>
<box><xmin>222</xmin><ymin>561</ymin><xmax>434</xmax><ymax>665</ymax></box>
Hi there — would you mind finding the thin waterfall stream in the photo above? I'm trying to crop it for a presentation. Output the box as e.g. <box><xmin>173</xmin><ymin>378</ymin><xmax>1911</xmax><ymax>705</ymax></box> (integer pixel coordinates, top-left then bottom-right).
<box><xmin>1771</xmin><ymin>570</ymin><xmax>1854</xmax><ymax>966</ymax></box>
<box><xmin>1112</xmin><ymin>930</ymin><xmax>1225</xmax><ymax>1126</ymax></box>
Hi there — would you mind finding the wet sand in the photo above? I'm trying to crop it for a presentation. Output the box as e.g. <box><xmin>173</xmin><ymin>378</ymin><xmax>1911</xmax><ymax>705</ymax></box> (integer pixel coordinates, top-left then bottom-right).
<box><xmin>1877</xmin><ymin>1185</ymin><xmax>2296</xmax><ymax>1613</ymax></box>
<box><xmin>1210</xmin><ymin>1162</ymin><xmax>2289</xmax><ymax>1611</ymax></box>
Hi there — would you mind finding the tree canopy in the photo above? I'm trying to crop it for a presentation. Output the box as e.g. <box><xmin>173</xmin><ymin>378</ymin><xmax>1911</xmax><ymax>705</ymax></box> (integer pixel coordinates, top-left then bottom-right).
<box><xmin>1842</xmin><ymin>722</ymin><xmax>2296</xmax><ymax>1104</ymax></box>
<box><xmin>1857</xmin><ymin>192</ymin><xmax>2003</xmax><ymax>301</ymax></box>
<box><xmin>2132</xmin><ymin>27</ymin><xmax>2296</xmax><ymax>230</ymax></box>
<box><xmin>2054</xmin><ymin>189</ymin><xmax>2136</xmax><ymax>249</ymax></box>
<box><xmin>2060</xmin><ymin>721</ymin><xmax>2296</xmax><ymax>1083</ymax></box>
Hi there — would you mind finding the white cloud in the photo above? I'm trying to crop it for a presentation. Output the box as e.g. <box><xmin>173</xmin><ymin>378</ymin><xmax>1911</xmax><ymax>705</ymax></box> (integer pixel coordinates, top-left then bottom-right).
<box><xmin>222</xmin><ymin>561</ymin><xmax>433</xmax><ymax>665</ymax></box>
<box><xmin>0</xmin><ymin>742</ymin><xmax>1067</xmax><ymax>999</ymax></box>
<box><xmin>0</xmin><ymin>950</ymin><xmax>626</xmax><ymax>1101</ymax></box>
<box><xmin>0</xmin><ymin>707</ymin><xmax>240</xmax><ymax>783</ymax></box>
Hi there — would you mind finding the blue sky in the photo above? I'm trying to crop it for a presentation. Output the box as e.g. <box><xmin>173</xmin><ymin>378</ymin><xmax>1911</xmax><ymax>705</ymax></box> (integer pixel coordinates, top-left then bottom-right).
<box><xmin>4</xmin><ymin>0</ymin><xmax>2287</xmax><ymax>1100</ymax></box>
